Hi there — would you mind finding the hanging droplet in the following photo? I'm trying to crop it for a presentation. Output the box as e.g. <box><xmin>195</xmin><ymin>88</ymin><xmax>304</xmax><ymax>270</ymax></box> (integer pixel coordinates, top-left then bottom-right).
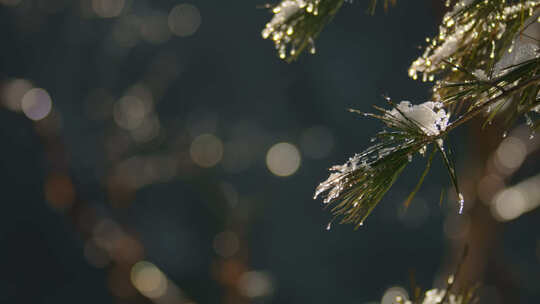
<box><xmin>308</xmin><ymin>37</ymin><xmax>316</xmax><ymax>54</ymax></box>
<box><xmin>502</xmin><ymin>131</ymin><xmax>507</xmax><ymax>138</ymax></box>
<box><xmin>407</xmin><ymin>154</ymin><xmax>413</xmax><ymax>162</ymax></box>
<box><xmin>286</xmin><ymin>26</ymin><xmax>294</xmax><ymax>36</ymax></box>
<box><xmin>326</xmin><ymin>222</ymin><xmax>332</xmax><ymax>231</ymax></box>
<box><xmin>458</xmin><ymin>193</ymin><xmax>464</xmax><ymax>214</ymax></box>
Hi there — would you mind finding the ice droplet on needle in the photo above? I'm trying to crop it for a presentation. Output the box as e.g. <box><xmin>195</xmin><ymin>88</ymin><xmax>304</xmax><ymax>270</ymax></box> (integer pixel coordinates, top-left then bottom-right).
<box><xmin>458</xmin><ymin>193</ymin><xmax>464</xmax><ymax>214</ymax></box>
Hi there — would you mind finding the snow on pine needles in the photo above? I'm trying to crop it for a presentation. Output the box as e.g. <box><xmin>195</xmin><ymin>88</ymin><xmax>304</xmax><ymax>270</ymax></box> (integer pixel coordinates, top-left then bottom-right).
<box><xmin>314</xmin><ymin>100</ymin><xmax>458</xmax><ymax>228</ymax></box>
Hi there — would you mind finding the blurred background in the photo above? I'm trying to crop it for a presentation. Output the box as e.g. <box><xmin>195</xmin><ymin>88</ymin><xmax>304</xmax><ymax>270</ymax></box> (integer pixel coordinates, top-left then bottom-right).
<box><xmin>0</xmin><ymin>0</ymin><xmax>539</xmax><ymax>303</ymax></box>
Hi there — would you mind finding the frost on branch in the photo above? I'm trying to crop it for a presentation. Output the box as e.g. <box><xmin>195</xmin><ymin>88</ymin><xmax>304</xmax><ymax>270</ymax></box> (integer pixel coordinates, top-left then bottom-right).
<box><xmin>314</xmin><ymin>100</ymin><xmax>457</xmax><ymax>228</ymax></box>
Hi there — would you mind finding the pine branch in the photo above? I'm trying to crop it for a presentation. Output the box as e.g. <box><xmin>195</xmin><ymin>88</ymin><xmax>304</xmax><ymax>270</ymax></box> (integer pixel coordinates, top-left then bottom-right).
<box><xmin>314</xmin><ymin>100</ymin><xmax>458</xmax><ymax>227</ymax></box>
<box><xmin>312</xmin><ymin>0</ymin><xmax>540</xmax><ymax>228</ymax></box>
<box><xmin>314</xmin><ymin>72</ymin><xmax>540</xmax><ymax>227</ymax></box>
<box><xmin>261</xmin><ymin>0</ymin><xmax>345</xmax><ymax>62</ymax></box>
<box><xmin>409</xmin><ymin>0</ymin><xmax>540</xmax><ymax>130</ymax></box>
<box><xmin>391</xmin><ymin>246</ymin><xmax>481</xmax><ymax>304</ymax></box>
<box><xmin>261</xmin><ymin>0</ymin><xmax>398</xmax><ymax>61</ymax></box>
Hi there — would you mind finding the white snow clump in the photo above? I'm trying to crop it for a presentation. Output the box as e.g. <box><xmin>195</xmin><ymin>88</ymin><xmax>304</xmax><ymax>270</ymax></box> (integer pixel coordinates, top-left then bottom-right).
<box><xmin>386</xmin><ymin>101</ymin><xmax>450</xmax><ymax>136</ymax></box>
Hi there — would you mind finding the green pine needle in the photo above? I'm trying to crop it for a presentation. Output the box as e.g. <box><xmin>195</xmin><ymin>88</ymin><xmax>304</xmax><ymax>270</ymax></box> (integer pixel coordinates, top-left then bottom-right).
<box><xmin>314</xmin><ymin>101</ymin><xmax>452</xmax><ymax>227</ymax></box>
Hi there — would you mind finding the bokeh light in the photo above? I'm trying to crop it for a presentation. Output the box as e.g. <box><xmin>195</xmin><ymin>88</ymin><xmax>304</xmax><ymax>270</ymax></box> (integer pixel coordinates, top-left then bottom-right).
<box><xmin>494</xmin><ymin>136</ymin><xmax>527</xmax><ymax>173</ymax></box>
<box><xmin>113</xmin><ymin>95</ymin><xmax>151</xmax><ymax>130</ymax></box>
<box><xmin>238</xmin><ymin>271</ymin><xmax>273</xmax><ymax>298</ymax></box>
<box><xmin>190</xmin><ymin>134</ymin><xmax>223</xmax><ymax>168</ymax></box>
<box><xmin>21</xmin><ymin>88</ymin><xmax>52</xmax><ymax>121</ymax></box>
<box><xmin>266</xmin><ymin>142</ymin><xmax>301</xmax><ymax>177</ymax></box>
<box><xmin>168</xmin><ymin>4</ymin><xmax>201</xmax><ymax>37</ymax></box>
<box><xmin>492</xmin><ymin>188</ymin><xmax>527</xmax><ymax>221</ymax></box>
<box><xmin>131</xmin><ymin>261</ymin><xmax>168</xmax><ymax>299</ymax></box>
<box><xmin>92</xmin><ymin>0</ymin><xmax>125</xmax><ymax>18</ymax></box>
<box><xmin>490</xmin><ymin>175</ymin><xmax>540</xmax><ymax>221</ymax></box>
<box><xmin>1</xmin><ymin>78</ymin><xmax>32</xmax><ymax>112</ymax></box>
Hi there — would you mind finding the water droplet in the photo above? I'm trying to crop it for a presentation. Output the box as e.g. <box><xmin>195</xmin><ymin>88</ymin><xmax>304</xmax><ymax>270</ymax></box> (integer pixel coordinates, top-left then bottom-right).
<box><xmin>308</xmin><ymin>37</ymin><xmax>316</xmax><ymax>54</ymax></box>
<box><xmin>458</xmin><ymin>193</ymin><xmax>464</xmax><ymax>214</ymax></box>
<box><xmin>326</xmin><ymin>222</ymin><xmax>332</xmax><ymax>231</ymax></box>
<box><xmin>419</xmin><ymin>145</ymin><xmax>427</xmax><ymax>156</ymax></box>
<box><xmin>502</xmin><ymin>131</ymin><xmax>507</xmax><ymax>138</ymax></box>
<box><xmin>525</xmin><ymin>114</ymin><xmax>533</xmax><ymax>126</ymax></box>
